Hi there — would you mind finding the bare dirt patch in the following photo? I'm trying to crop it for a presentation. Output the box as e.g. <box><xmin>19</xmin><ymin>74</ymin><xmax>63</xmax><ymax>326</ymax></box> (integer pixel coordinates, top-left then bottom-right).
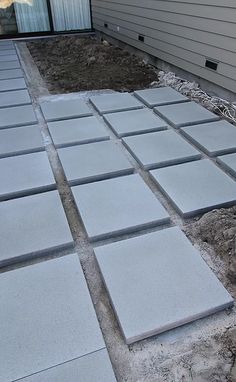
<box><xmin>27</xmin><ymin>35</ymin><xmax>157</xmax><ymax>94</ymax></box>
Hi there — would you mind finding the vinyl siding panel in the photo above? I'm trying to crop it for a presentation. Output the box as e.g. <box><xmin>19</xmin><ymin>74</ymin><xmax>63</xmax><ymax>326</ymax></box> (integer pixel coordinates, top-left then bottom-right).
<box><xmin>91</xmin><ymin>0</ymin><xmax>236</xmax><ymax>93</ymax></box>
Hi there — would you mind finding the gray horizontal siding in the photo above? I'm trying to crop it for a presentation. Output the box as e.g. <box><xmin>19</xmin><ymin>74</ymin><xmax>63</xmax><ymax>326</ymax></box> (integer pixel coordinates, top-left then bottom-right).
<box><xmin>91</xmin><ymin>0</ymin><xmax>236</xmax><ymax>93</ymax></box>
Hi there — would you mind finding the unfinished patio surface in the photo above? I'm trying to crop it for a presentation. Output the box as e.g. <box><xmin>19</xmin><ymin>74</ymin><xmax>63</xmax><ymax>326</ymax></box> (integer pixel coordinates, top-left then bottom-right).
<box><xmin>0</xmin><ymin>44</ymin><xmax>235</xmax><ymax>382</ymax></box>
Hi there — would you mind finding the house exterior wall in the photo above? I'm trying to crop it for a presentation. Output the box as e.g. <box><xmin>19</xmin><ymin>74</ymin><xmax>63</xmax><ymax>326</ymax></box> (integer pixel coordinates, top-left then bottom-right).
<box><xmin>91</xmin><ymin>0</ymin><xmax>236</xmax><ymax>94</ymax></box>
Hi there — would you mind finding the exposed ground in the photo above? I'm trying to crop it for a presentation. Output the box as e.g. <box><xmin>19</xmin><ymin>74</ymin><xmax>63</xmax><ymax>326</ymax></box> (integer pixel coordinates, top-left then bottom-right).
<box><xmin>16</xmin><ymin>38</ymin><xmax>236</xmax><ymax>381</ymax></box>
<box><xmin>27</xmin><ymin>35</ymin><xmax>157</xmax><ymax>94</ymax></box>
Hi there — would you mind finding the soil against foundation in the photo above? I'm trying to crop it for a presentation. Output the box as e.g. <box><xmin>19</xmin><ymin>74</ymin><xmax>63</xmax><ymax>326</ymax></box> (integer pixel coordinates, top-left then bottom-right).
<box><xmin>27</xmin><ymin>35</ymin><xmax>157</xmax><ymax>94</ymax></box>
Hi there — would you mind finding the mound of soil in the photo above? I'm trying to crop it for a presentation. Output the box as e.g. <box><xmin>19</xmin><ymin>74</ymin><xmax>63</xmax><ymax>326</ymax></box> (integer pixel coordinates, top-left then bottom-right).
<box><xmin>27</xmin><ymin>35</ymin><xmax>157</xmax><ymax>94</ymax></box>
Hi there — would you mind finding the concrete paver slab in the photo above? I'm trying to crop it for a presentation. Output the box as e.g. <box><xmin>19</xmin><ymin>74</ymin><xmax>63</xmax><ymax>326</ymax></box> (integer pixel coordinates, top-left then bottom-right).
<box><xmin>0</xmin><ymin>41</ymin><xmax>14</xmax><ymax>48</ymax></box>
<box><xmin>151</xmin><ymin>159</ymin><xmax>236</xmax><ymax>217</ymax></box>
<box><xmin>0</xmin><ymin>104</ymin><xmax>37</xmax><ymax>129</ymax></box>
<box><xmin>0</xmin><ymin>190</ymin><xmax>73</xmax><ymax>266</ymax></box>
<box><xmin>0</xmin><ymin>54</ymin><xmax>18</xmax><ymax>62</ymax></box>
<box><xmin>0</xmin><ymin>254</ymin><xmax>106</xmax><ymax>381</ymax></box>
<box><xmin>0</xmin><ymin>68</ymin><xmax>23</xmax><ymax>80</ymax></box>
<box><xmin>0</xmin><ymin>49</ymin><xmax>16</xmax><ymax>56</ymax></box>
<box><xmin>0</xmin><ymin>151</ymin><xmax>56</xmax><ymax>201</ymax></box>
<box><xmin>154</xmin><ymin>101</ymin><xmax>219</xmax><ymax>128</ymax></box>
<box><xmin>58</xmin><ymin>140</ymin><xmax>133</xmax><ymax>185</ymax></box>
<box><xmin>134</xmin><ymin>87</ymin><xmax>188</xmax><ymax>107</ymax></box>
<box><xmin>181</xmin><ymin>121</ymin><xmax>236</xmax><ymax>156</ymax></box>
<box><xmin>123</xmin><ymin>130</ymin><xmax>201</xmax><ymax>169</ymax></box>
<box><xmin>0</xmin><ymin>124</ymin><xmax>44</xmax><ymax>158</ymax></box>
<box><xmin>72</xmin><ymin>174</ymin><xmax>170</xmax><ymax>241</ymax></box>
<box><xmin>41</xmin><ymin>99</ymin><xmax>92</xmax><ymax>122</ymax></box>
<box><xmin>0</xmin><ymin>89</ymin><xmax>31</xmax><ymax>108</ymax></box>
<box><xmin>20</xmin><ymin>349</ymin><xmax>116</xmax><ymax>382</ymax></box>
<box><xmin>0</xmin><ymin>60</ymin><xmax>20</xmax><ymax>70</ymax></box>
<box><xmin>217</xmin><ymin>153</ymin><xmax>236</xmax><ymax>178</ymax></box>
<box><xmin>90</xmin><ymin>92</ymin><xmax>143</xmax><ymax>114</ymax></box>
<box><xmin>95</xmin><ymin>227</ymin><xmax>233</xmax><ymax>344</ymax></box>
<box><xmin>48</xmin><ymin>116</ymin><xmax>109</xmax><ymax>148</ymax></box>
<box><xmin>104</xmin><ymin>108</ymin><xmax>167</xmax><ymax>137</ymax></box>
<box><xmin>0</xmin><ymin>77</ymin><xmax>26</xmax><ymax>92</ymax></box>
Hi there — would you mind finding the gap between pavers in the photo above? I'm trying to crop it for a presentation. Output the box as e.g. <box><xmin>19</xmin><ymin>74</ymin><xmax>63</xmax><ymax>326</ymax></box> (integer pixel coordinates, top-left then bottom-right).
<box><xmin>154</xmin><ymin>101</ymin><xmax>219</xmax><ymax>128</ymax></box>
<box><xmin>0</xmin><ymin>255</ymin><xmax>114</xmax><ymax>382</ymax></box>
<box><xmin>103</xmin><ymin>108</ymin><xmax>168</xmax><ymax>137</ymax></box>
<box><xmin>122</xmin><ymin>130</ymin><xmax>201</xmax><ymax>170</ymax></box>
<box><xmin>95</xmin><ymin>227</ymin><xmax>233</xmax><ymax>344</ymax></box>
<box><xmin>0</xmin><ymin>190</ymin><xmax>74</xmax><ymax>267</ymax></box>
<box><xmin>181</xmin><ymin>120</ymin><xmax>236</xmax><ymax>156</ymax></box>
<box><xmin>0</xmin><ymin>104</ymin><xmax>37</xmax><ymax>129</ymax></box>
<box><xmin>72</xmin><ymin>174</ymin><xmax>170</xmax><ymax>242</ymax></box>
<box><xmin>0</xmin><ymin>124</ymin><xmax>44</xmax><ymax>159</ymax></box>
<box><xmin>48</xmin><ymin>116</ymin><xmax>110</xmax><ymax>148</ymax></box>
<box><xmin>150</xmin><ymin>159</ymin><xmax>236</xmax><ymax>218</ymax></box>
<box><xmin>58</xmin><ymin>140</ymin><xmax>134</xmax><ymax>186</ymax></box>
<box><xmin>89</xmin><ymin>92</ymin><xmax>144</xmax><ymax>115</ymax></box>
<box><xmin>41</xmin><ymin>98</ymin><xmax>93</xmax><ymax>122</ymax></box>
<box><xmin>0</xmin><ymin>89</ymin><xmax>31</xmax><ymax>108</ymax></box>
<box><xmin>217</xmin><ymin>153</ymin><xmax>236</xmax><ymax>178</ymax></box>
<box><xmin>134</xmin><ymin>87</ymin><xmax>189</xmax><ymax>107</ymax></box>
<box><xmin>0</xmin><ymin>151</ymin><xmax>56</xmax><ymax>201</ymax></box>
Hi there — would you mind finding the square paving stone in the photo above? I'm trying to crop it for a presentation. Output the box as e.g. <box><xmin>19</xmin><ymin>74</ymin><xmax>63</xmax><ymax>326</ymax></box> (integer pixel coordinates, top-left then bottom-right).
<box><xmin>104</xmin><ymin>108</ymin><xmax>167</xmax><ymax>137</ymax></box>
<box><xmin>0</xmin><ymin>104</ymin><xmax>37</xmax><ymax>129</ymax></box>
<box><xmin>20</xmin><ymin>349</ymin><xmax>116</xmax><ymax>382</ymax></box>
<box><xmin>0</xmin><ymin>89</ymin><xmax>31</xmax><ymax>108</ymax></box>
<box><xmin>41</xmin><ymin>98</ymin><xmax>92</xmax><ymax>122</ymax></box>
<box><xmin>90</xmin><ymin>92</ymin><xmax>143</xmax><ymax>114</ymax></box>
<box><xmin>95</xmin><ymin>227</ymin><xmax>233</xmax><ymax>344</ymax></box>
<box><xmin>0</xmin><ymin>190</ymin><xmax>73</xmax><ymax>266</ymax></box>
<box><xmin>154</xmin><ymin>101</ymin><xmax>219</xmax><ymax>128</ymax></box>
<box><xmin>0</xmin><ymin>49</ymin><xmax>16</xmax><ymax>56</ymax></box>
<box><xmin>181</xmin><ymin>120</ymin><xmax>236</xmax><ymax>156</ymax></box>
<box><xmin>0</xmin><ymin>42</ymin><xmax>14</xmax><ymax>49</ymax></box>
<box><xmin>58</xmin><ymin>140</ymin><xmax>133</xmax><ymax>185</ymax></box>
<box><xmin>134</xmin><ymin>87</ymin><xmax>188</xmax><ymax>107</ymax></box>
<box><xmin>0</xmin><ymin>124</ymin><xmax>44</xmax><ymax>158</ymax></box>
<box><xmin>72</xmin><ymin>174</ymin><xmax>170</xmax><ymax>241</ymax></box>
<box><xmin>217</xmin><ymin>153</ymin><xmax>236</xmax><ymax>178</ymax></box>
<box><xmin>0</xmin><ymin>77</ymin><xmax>26</xmax><ymax>92</ymax></box>
<box><xmin>0</xmin><ymin>54</ymin><xmax>18</xmax><ymax>61</ymax></box>
<box><xmin>48</xmin><ymin>116</ymin><xmax>109</xmax><ymax>148</ymax></box>
<box><xmin>0</xmin><ymin>68</ymin><xmax>23</xmax><ymax>80</ymax></box>
<box><xmin>0</xmin><ymin>254</ymin><xmax>106</xmax><ymax>382</ymax></box>
<box><xmin>123</xmin><ymin>130</ymin><xmax>201</xmax><ymax>169</ymax></box>
<box><xmin>151</xmin><ymin>159</ymin><xmax>236</xmax><ymax>217</ymax></box>
<box><xmin>0</xmin><ymin>60</ymin><xmax>20</xmax><ymax>70</ymax></box>
<box><xmin>0</xmin><ymin>151</ymin><xmax>56</xmax><ymax>201</ymax></box>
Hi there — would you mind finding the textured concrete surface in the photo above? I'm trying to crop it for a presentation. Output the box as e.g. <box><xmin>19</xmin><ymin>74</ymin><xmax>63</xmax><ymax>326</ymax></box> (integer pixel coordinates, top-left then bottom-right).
<box><xmin>0</xmin><ymin>77</ymin><xmax>26</xmax><ymax>92</ymax></box>
<box><xmin>0</xmin><ymin>190</ymin><xmax>73</xmax><ymax>267</ymax></box>
<box><xmin>0</xmin><ymin>151</ymin><xmax>55</xmax><ymax>201</ymax></box>
<box><xmin>20</xmin><ymin>349</ymin><xmax>116</xmax><ymax>382</ymax></box>
<box><xmin>181</xmin><ymin>121</ymin><xmax>236</xmax><ymax>156</ymax></box>
<box><xmin>48</xmin><ymin>116</ymin><xmax>109</xmax><ymax>148</ymax></box>
<box><xmin>0</xmin><ymin>89</ymin><xmax>31</xmax><ymax>108</ymax></box>
<box><xmin>58</xmin><ymin>140</ymin><xmax>133</xmax><ymax>185</ymax></box>
<box><xmin>217</xmin><ymin>153</ymin><xmax>236</xmax><ymax>178</ymax></box>
<box><xmin>72</xmin><ymin>174</ymin><xmax>170</xmax><ymax>241</ymax></box>
<box><xmin>0</xmin><ymin>60</ymin><xmax>21</xmax><ymax>70</ymax></box>
<box><xmin>95</xmin><ymin>227</ymin><xmax>233</xmax><ymax>344</ymax></box>
<box><xmin>0</xmin><ymin>124</ymin><xmax>44</xmax><ymax>158</ymax></box>
<box><xmin>0</xmin><ymin>68</ymin><xmax>23</xmax><ymax>80</ymax></box>
<box><xmin>154</xmin><ymin>101</ymin><xmax>219</xmax><ymax>128</ymax></box>
<box><xmin>41</xmin><ymin>99</ymin><xmax>92</xmax><ymax>121</ymax></box>
<box><xmin>0</xmin><ymin>104</ymin><xmax>37</xmax><ymax>129</ymax></box>
<box><xmin>134</xmin><ymin>87</ymin><xmax>188</xmax><ymax>107</ymax></box>
<box><xmin>151</xmin><ymin>159</ymin><xmax>236</xmax><ymax>217</ymax></box>
<box><xmin>0</xmin><ymin>255</ymin><xmax>107</xmax><ymax>382</ymax></box>
<box><xmin>90</xmin><ymin>92</ymin><xmax>143</xmax><ymax>114</ymax></box>
<box><xmin>104</xmin><ymin>108</ymin><xmax>167</xmax><ymax>137</ymax></box>
<box><xmin>123</xmin><ymin>130</ymin><xmax>201</xmax><ymax>169</ymax></box>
